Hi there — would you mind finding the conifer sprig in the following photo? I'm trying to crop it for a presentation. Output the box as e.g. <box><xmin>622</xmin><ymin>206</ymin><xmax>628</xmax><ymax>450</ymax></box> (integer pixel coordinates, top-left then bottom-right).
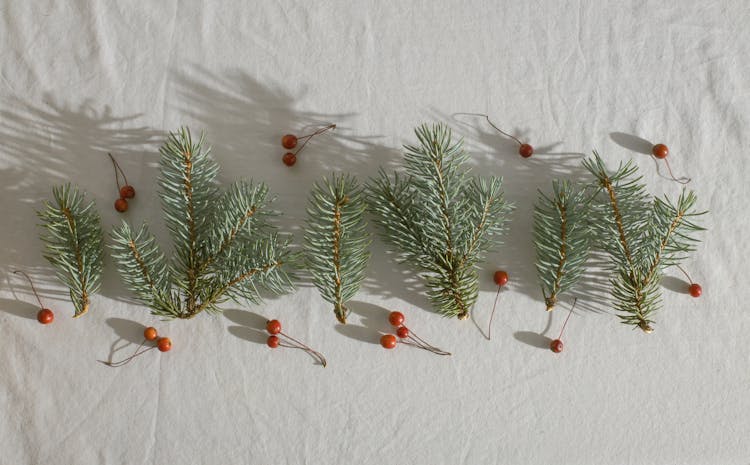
<box><xmin>368</xmin><ymin>123</ymin><xmax>512</xmax><ymax>319</ymax></box>
<box><xmin>111</xmin><ymin>128</ymin><xmax>296</xmax><ymax>319</ymax></box>
<box><xmin>304</xmin><ymin>174</ymin><xmax>370</xmax><ymax>323</ymax></box>
<box><xmin>583</xmin><ymin>151</ymin><xmax>705</xmax><ymax>332</ymax></box>
<box><xmin>37</xmin><ymin>184</ymin><xmax>104</xmax><ymax>317</ymax></box>
<box><xmin>533</xmin><ymin>180</ymin><xmax>591</xmax><ymax>311</ymax></box>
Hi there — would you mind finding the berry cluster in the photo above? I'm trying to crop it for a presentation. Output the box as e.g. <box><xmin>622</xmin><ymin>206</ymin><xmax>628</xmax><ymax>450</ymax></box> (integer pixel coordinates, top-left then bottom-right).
<box><xmin>380</xmin><ymin>311</ymin><xmax>451</xmax><ymax>356</ymax></box>
<box><xmin>266</xmin><ymin>319</ymin><xmax>327</xmax><ymax>367</ymax></box>
<box><xmin>101</xmin><ymin>326</ymin><xmax>172</xmax><ymax>367</ymax></box>
<box><xmin>109</xmin><ymin>153</ymin><xmax>136</xmax><ymax>212</ymax></box>
<box><xmin>280</xmin><ymin>124</ymin><xmax>336</xmax><ymax>166</ymax></box>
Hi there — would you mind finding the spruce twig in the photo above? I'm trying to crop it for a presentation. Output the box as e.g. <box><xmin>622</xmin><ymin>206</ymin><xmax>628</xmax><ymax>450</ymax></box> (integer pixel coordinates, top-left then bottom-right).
<box><xmin>533</xmin><ymin>180</ymin><xmax>591</xmax><ymax>311</ymax></box>
<box><xmin>37</xmin><ymin>184</ymin><xmax>104</xmax><ymax>317</ymax></box>
<box><xmin>368</xmin><ymin>123</ymin><xmax>512</xmax><ymax>319</ymax></box>
<box><xmin>111</xmin><ymin>128</ymin><xmax>296</xmax><ymax>319</ymax></box>
<box><xmin>583</xmin><ymin>151</ymin><xmax>706</xmax><ymax>331</ymax></box>
<box><xmin>304</xmin><ymin>174</ymin><xmax>370</xmax><ymax>324</ymax></box>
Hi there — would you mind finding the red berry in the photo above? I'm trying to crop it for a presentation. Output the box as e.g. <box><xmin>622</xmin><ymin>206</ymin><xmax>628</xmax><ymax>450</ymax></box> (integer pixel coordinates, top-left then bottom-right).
<box><xmin>281</xmin><ymin>134</ymin><xmax>298</xmax><ymax>150</ymax></box>
<box><xmin>388</xmin><ymin>311</ymin><xmax>405</xmax><ymax>327</ymax></box>
<box><xmin>689</xmin><ymin>283</ymin><xmax>702</xmax><ymax>298</ymax></box>
<box><xmin>652</xmin><ymin>144</ymin><xmax>669</xmax><ymax>159</ymax></box>
<box><xmin>282</xmin><ymin>152</ymin><xmax>297</xmax><ymax>166</ymax></box>
<box><xmin>37</xmin><ymin>308</ymin><xmax>54</xmax><ymax>325</ymax></box>
<box><xmin>396</xmin><ymin>326</ymin><xmax>409</xmax><ymax>339</ymax></box>
<box><xmin>157</xmin><ymin>337</ymin><xmax>172</xmax><ymax>352</ymax></box>
<box><xmin>144</xmin><ymin>327</ymin><xmax>158</xmax><ymax>341</ymax></box>
<box><xmin>267</xmin><ymin>335</ymin><xmax>280</xmax><ymax>348</ymax></box>
<box><xmin>380</xmin><ymin>334</ymin><xmax>397</xmax><ymax>349</ymax></box>
<box><xmin>519</xmin><ymin>143</ymin><xmax>534</xmax><ymax>158</ymax></box>
<box><xmin>493</xmin><ymin>270</ymin><xmax>509</xmax><ymax>286</ymax></box>
<box><xmin>266</xmin><ymin>319</ymin><xmax>282</xmax><ymax>335</ymax></box>
<box><xmin>550</xmin><ymin>339</ymin><xmax>563</xmax><ymax>353</ymax></box>
<box><xmin>114</xmin><ymin>198</ymin><xmax>128</xmax><ymax>212</ymax></box>
<box><xmin>119</xmin><ymin>185</ymin><xmax>136</xmax><ymax>199</ymax></box>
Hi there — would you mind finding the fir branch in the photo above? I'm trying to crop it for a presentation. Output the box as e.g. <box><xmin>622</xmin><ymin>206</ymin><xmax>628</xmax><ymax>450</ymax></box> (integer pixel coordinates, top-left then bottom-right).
<box><xmin>112</xmin><ymin>128</ymin><xmax>295</xmax><ymax>319</ymax></box>
<box><xmin>304</xmin><ymin>174</ymin><xmax>371</xmax><ymax>323</ymax></box>
<box><xmin>533</xmin><ymin>180</ymin><xmax>591</xmax><ymax>311</ymax></box>
<box><xmin>110</xmin><ymin>222</ymin><xmax>178</xmax><ymax>317</ymax></box>
<box><xmin>368</xmin><ymin>123</ymin><xmax>512</xmax><ymax>319</ymax></box>
<box><xmin>37</xmin><ymin>184</ymin><xmax>103</xmax><ymax>317</ymax></box>
<box><xmin>583</xmin><ymin>152</ymin><xmax>705</xmax><ymax>331</ymax></box>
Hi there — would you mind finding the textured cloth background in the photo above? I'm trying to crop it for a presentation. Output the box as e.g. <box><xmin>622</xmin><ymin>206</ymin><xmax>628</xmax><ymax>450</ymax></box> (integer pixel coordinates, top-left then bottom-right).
<box><xmin>1</xmin><ymin>1</ymin><xmax>748</xmax><ymax>464</ymax></box>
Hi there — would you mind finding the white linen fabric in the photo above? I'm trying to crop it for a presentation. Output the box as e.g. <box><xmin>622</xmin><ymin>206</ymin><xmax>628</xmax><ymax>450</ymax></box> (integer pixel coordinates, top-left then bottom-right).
<box><xmin>1</xmin><ymin>1</ymin><xmax>748</xmax><ymax>464</ymax></box>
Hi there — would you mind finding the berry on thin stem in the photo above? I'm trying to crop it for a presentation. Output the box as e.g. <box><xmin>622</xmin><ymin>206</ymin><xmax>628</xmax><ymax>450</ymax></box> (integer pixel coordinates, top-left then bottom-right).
<box><xmin>380</xmin><ymin>334</ymin><xmax>397</xmax><ymax>349</ymax></box>
<box><xmin>650</xmin><ymin>143</ymin><xmax>690</xmax><ymax>185</ymax></box>
<box><xmin>157</xmin><ymin>337</ymin><xmax>172</xmax><ymax>352</ymax></box>
<box><xmin>676</xmin><ymin>264</ymin><xmax>702</xmax><ymax>298</ymax></box>
<box><xmin>144</xmin><ymin>327</ymin><xmax>158</xmax><ymax>341</ymax></box>
<box><xmin>550</xmin><ymin>298</ymin><xmax>577</xmax><ymax>354</ymax></box>
<box><xmin>388</xmin><ymin>311</ymin><xmax>405</xmax><ymax>327</ymax></box>
<box><xmin>282</xmin><ymin>152</ymin><xmax>297</xmax><ymax>166</ymax></box>
<box><xmin>486</xmin><ymin>270</ymin><xmax>509</xmax><ymax>340</ymax></box>
<box><xmin>454</xmin><ymin>113</ymin><xmax>534</xmax><ymax>158</ymax></box>
<box><xmin>114</xmin><ymin>198</ymin><xmax>128</xmax><ymax>213</ymax></box>
<box><xmin>280</xmin><ymin>124</ymin><xmax>336</xmax><ymax>166</ymax></box>
<box><xmin>13</xmin><ymin>270</ymin><xmax>54</xmax><ymax>324</ymax></box>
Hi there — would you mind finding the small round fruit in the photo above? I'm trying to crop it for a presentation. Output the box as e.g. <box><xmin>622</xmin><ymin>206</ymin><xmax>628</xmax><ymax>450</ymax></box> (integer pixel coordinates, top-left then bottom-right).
<box><xmin>519</xmin><ymin>143</ymin><xmax>534</xmax><ymax>158</ymax></box>
<box><xmin>493</xmin><ymin>270</ymin><xmax>509</xmax><ymax>286</ymax></box>
<box><xmin>144</xmin><ymin>327</ymin><xmax>158</xmax><ymax>341</ymax></box>
<box><xmin>119</xmin><ymin>185</ymin><xmax>136</xmax><ymax>199</ymax></box>
<box><xmin>689</xmin><ymin>283</ymin><xmax>702</xmax><ymax>298</ymax></box>
<box><xmin>37</xmin><ymin>308</ymin><xmax>54</xmax><ymax>325</ymax></box>
<box><xmin>396</xmin><ymin>326</ymin><xmax>409</xmax><ymax>339</ymax></box>
<box><xmin>388</xmin><ymin>311</ymin><xmax>405</xmax><ymax>327</ymax></box>
<box><xmin>266</xmin><ymin>319</ymin><xmax>282</xmax><ymax>335</ymax></box>
<box><xmin>550</xmin><ymin>339</ymin><xmax>563</xmax><ymax>353</ymax></box>
<box><xmin>114</xmin><ymin>198</ymin><xmax>128</xmax><ymax>212</ymax></box>
<box><xmin>652</xmin><ymin>144</ymin><xmax>669</xmax><ymax>159</ymax></box>
<box><xmin>157</xmin><ymin>337</ymin><xmax>172</xmax><ymax>352</ymax></box>
<box><xmin>380</xmin><ymin>334</ymin><xmax>397</xmax><ymax>349</ymax></box>
<box><xmin>267</xmin><ymin>335</ymin><xmax>280</xmax><ymax>348</ymax></box>
<box><xmin>281</xmin><ymin>134</ymin><xmax>298</xmax><ymax>150</ymax></box>
<box><xmin>282</xmin><ymin>152</ymin><xmax>297</xmax><ymax>166</ymax></box>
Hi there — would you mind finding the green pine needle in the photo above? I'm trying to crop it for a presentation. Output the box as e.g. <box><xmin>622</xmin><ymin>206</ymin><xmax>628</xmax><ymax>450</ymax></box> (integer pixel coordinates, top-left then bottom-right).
<box><xmin>111</xmin><ymin>127</ymin><xmax>296</xmax><ymax>319</ymax></box>
<box><xmin>37</xmin><ymin>184</ymin><xmax>104</xmax><ymax>317</ymax></box>
<box><xmin>367</xmin><ymin>123</ymin><xmax>512</xmax><ymax>319</ymax></box>
<box><xmin>304</xmin><ymin>173</ymin><xmax>371</xmax><ymax>323</ymax></box>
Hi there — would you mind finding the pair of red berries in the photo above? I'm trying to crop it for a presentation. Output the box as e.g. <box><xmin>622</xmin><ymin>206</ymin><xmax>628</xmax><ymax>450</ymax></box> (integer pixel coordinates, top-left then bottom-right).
<box><xmin>101</xmin><ymin>326</ymin><xmax>172</xmax><ymax>367</ymax></box>
<box><xmin>266</xmin><ymin>319</ymin><xmax>327</xmax><ymax>367</ymax></box>
<box><xmin>13</xmin><ymin>270</ymin><xmax>54</xmax><ymax>324</ymax></box>
<box><xmin>280</xmin><ymin>124</ymin><xmax>336</xmax><ymax>166</ymax></box>
<box><xmin>380</xmin><ymin>311</ymin><xmax>450</xmax><ymax>356</ymax></box>
<box><xmin>109</xmin><ymin>153</ymin><xmax>136</xmax><ymax>212</ymax></box>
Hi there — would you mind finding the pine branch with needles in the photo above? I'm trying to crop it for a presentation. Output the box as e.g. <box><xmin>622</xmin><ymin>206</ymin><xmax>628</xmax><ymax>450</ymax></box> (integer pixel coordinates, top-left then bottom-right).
<box><xmin>583</xmin><ymin>151</ymin><xmax>706</xmax><ymax>332</ymax></box>
<box><xmin>110</xmin><ymin>128</ymin><xmax>297</xmax><ymax>319</ymax></box>
<box><xmin>367</xmin><ymin>123</ymin><xmax>512</xmax><ymax>319</ymax></box>
<box><xmin>37</xmin><ymin>184</ymin><xmax>104</xmax><ymax>317</ymax></box>
<box><xmin>304</xmin><ymin>173</ymin><xmax>371</xmax><ymax>323</ymax></box>
<box><xmin>533</xmin><ymin>180</ymin><xmax>592</xmax><ymax>311</ymax></box>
